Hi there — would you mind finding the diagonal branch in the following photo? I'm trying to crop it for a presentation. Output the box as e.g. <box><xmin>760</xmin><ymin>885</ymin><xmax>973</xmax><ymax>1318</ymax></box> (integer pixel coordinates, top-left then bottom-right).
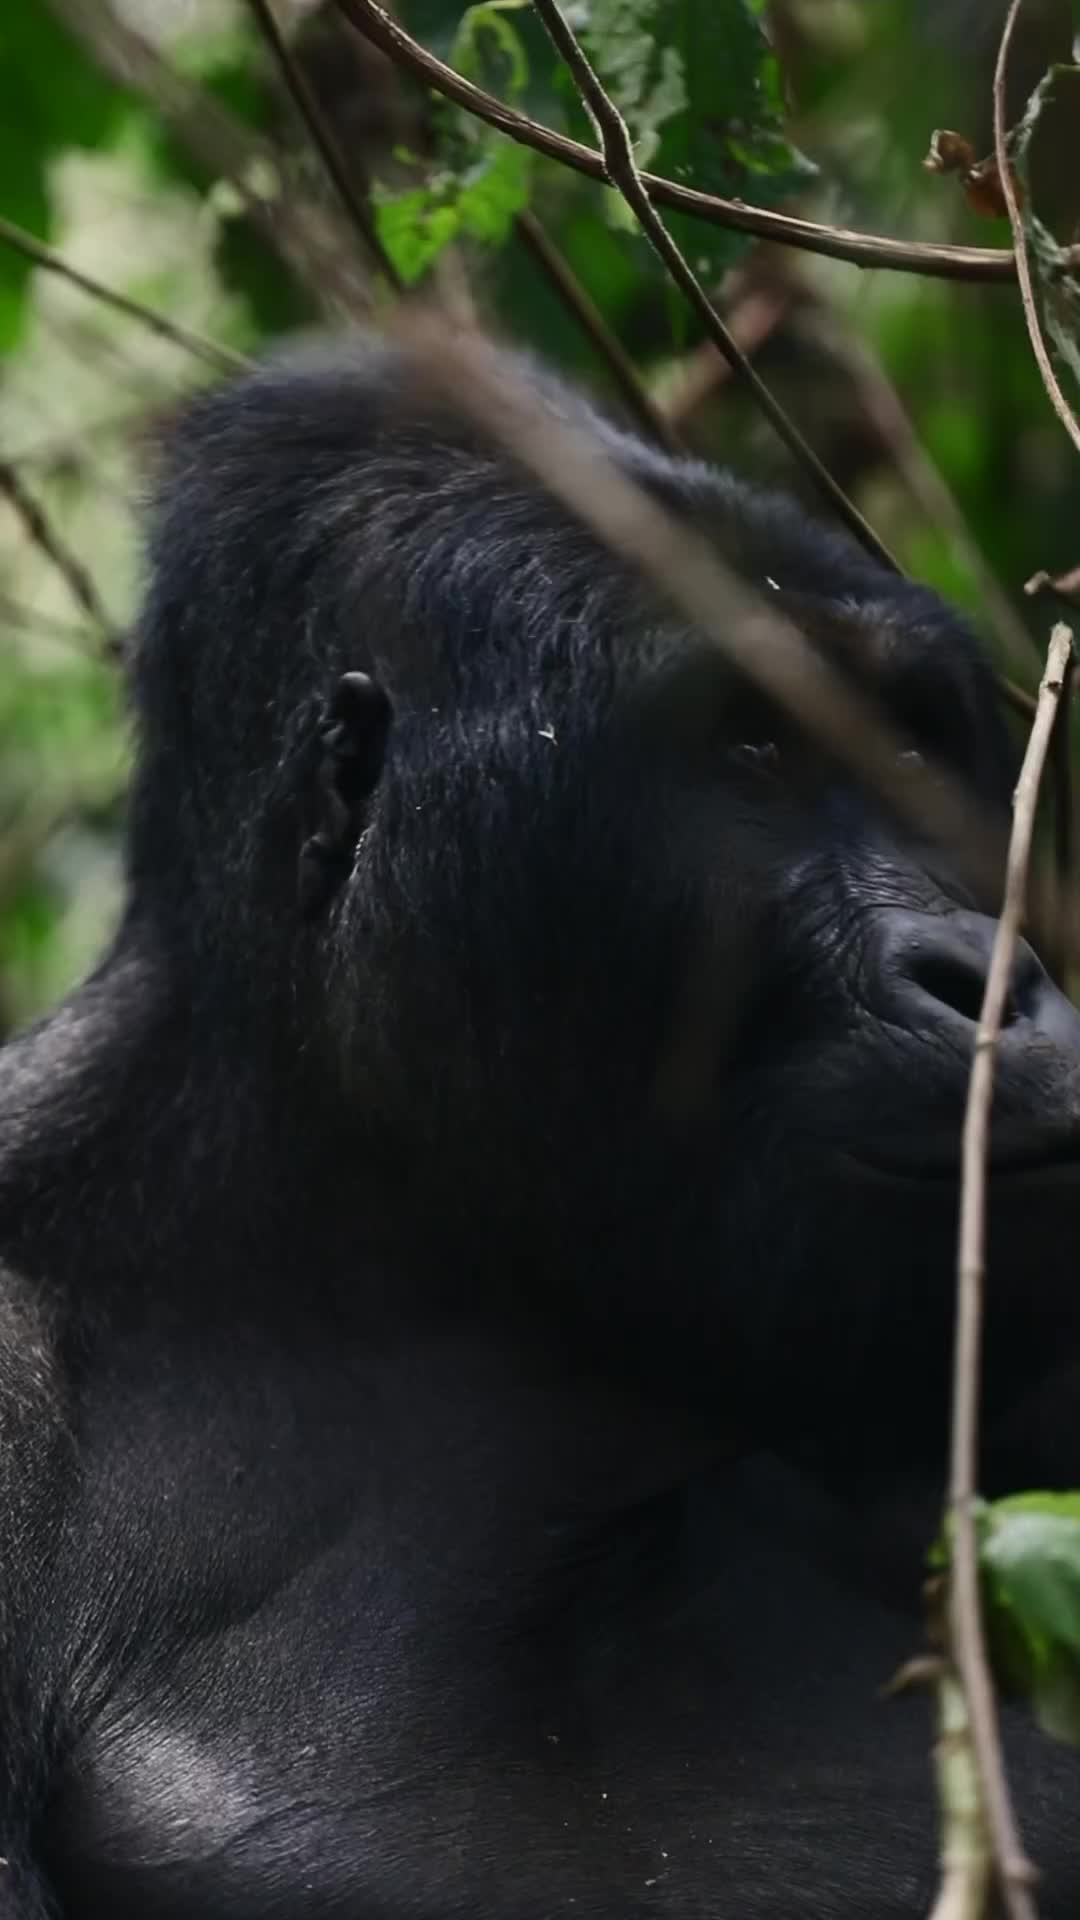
<box><xmin>244</xmin><ymin>0</ymin><xmax>402</xmax><ymax>291</ymax></box>
<box><xmin>514</xmin><ymin>210</ymin><xmax>683</xmax><ymax>453</ymax></box>
<box><xmin>0</xmin><ymin>460</ymin><xmax>123</xmax><ymax>659</ymax></box>
<box><xmin>947</xmin><ymin>621</ymin><xmax>1075</xmax><ymax>1920</ymax></box>
<box><xmin>334</xmin><ymin>0</ymin><xmax>1014</xmax><ymax>285</ymax></box>
<box><xmin>525</xmin><ymin>0</ymin><xmax>895</xmax><ymax>570</ymax></box>
<box><xmin>0</xmin><ymin>216</ymin><xmax>246</xmax><ymax>376</ymax></box>
<box><xmin>993</xmin><ymin>0</ymin><xmax>1080</xmax><ymax>458</ymax></box>
<box><xmin>394</xmin><ymin>313</ymin><xmax>1013</xmax><ymax>914</ymax></box>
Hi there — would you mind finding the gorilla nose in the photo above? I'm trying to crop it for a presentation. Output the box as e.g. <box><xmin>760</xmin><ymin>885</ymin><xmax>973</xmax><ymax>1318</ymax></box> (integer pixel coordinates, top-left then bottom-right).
<box><xmin>879</xmin><ymin>907</ymin><xmax>1080</xmax><ymax>1053</ymax></box>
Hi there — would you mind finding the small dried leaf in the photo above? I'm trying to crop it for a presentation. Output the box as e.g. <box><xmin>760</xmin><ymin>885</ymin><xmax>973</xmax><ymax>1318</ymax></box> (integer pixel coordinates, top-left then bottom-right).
<box><xmin>963</xmin><ymin>155</ymin><xmax>1011</xmax><ymax>221</ymax></box>
<box><xmin>924</xmin><ymin>128</ymin><xmax>977</xmax><ymax>175</ymax></box>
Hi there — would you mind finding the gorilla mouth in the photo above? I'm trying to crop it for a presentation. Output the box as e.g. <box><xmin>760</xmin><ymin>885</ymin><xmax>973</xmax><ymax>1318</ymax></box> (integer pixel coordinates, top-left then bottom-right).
<box><xmin>849</xmin><ymin>1140</ymin><xmax>1080</xmax><ymax>1184</ymax></box>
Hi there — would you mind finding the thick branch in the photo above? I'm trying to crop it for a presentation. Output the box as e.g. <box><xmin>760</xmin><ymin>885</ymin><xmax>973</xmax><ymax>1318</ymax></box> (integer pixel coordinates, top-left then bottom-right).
<box><xmin>993</xmin><ymin>1</ymin><xmax>1080</xmax><ymax>457</ymax></box>
<box><xmin>948</xmin><ymin>622</ymin><xmax>1074</xmax><ymax>1920</ymax></box>
<box><xmin>526</xmin><ymin>0</ymin><xmax>895</xmax><ymax>569</ymax></box>
<box><xmin>334</xmin><ymin>0</ymin><xmax>1014</xmax><ymax>284</ymax></box>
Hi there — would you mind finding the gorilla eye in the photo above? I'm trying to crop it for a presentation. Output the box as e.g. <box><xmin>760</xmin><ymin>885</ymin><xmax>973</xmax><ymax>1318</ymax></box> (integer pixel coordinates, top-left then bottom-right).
<box><xmin>730</xmin><ymin>741</ymin><xmax>781</xmax><ymax>774</ymax></box>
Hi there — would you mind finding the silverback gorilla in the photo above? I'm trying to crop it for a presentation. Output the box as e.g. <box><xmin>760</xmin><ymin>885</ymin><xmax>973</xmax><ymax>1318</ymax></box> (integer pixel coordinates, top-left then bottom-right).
<box><xmin>1</xmin><ymin>334</ymin><xmax>1080</xmax><ymax>1918</ymax></box>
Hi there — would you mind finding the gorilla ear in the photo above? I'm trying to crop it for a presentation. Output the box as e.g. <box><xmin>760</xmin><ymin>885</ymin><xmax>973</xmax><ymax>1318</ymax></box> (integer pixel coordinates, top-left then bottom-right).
<box><xmin>298</xmin><ymin>671</ymin><xmax>393</xmax><ymax>919</ymax></box>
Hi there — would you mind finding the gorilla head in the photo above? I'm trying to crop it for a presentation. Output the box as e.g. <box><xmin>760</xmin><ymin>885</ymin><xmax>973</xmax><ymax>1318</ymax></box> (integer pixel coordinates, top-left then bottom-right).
<box><xmin>127</xmin><ymin>334</ymin><xmax>1080</xmax><ymax>1474</ymax></box>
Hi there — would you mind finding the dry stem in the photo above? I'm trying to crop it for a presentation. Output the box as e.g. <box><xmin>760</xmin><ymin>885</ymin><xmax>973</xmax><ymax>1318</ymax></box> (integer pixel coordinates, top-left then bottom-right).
<box><xmin>993</xmin><ymin>1</ymin><xmax>1080</xmax><ymax>458</ymax></box>
<box><xmin>526</xmin><ymin>0</ymin><xmax>895</xmax><ymax>570</ymax></box>
<box><xmin>946</xmin><ymin>621</ymin><xmax>1074</xmax><ymax>1920</ymax></box>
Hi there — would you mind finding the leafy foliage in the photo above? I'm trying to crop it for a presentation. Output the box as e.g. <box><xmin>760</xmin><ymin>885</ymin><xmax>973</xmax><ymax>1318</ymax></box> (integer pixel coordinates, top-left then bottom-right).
<box><xmin>575</xmin><ymin>0</ymin><xmax>815</xmax><ymax>278</ymax></box>
<box><xmin>979</xmin><ymin>1494</ymin><xmax>1080</xmax><ymax>1746</ymax></box>
<box><xmin>374</xmin><ymin>0</ymin><xmax>811</xmax><ymax>290</ymax></box>
<box><xmin>376</xmin><ymin>4</ymin><xmax>532</xmax><ymax>285</ymax></box>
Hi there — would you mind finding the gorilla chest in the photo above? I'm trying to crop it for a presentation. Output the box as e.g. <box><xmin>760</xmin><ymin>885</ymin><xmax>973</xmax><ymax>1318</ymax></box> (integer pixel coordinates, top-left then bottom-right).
<box><xmin>45</xmin><ymin>1447</ymin><xmax>944</xmax><ymax>1920</ymax></box>
<box><xmin>38</xmin><ymin>1342</ymin><xmax>985</xmax><ymax>1920</ymax></box>
<box><xmin>49</xmin><ymin>1553</ymin><xmax>745</xmax><ymax>1920</ymax></box>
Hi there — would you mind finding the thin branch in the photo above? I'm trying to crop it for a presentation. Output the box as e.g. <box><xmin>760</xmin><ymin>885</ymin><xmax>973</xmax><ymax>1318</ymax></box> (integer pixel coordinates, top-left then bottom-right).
<box><xmin>0</xmin><ymin>461</ymin><xmax>123</xmax><ymax>660</ymax></box>
<box><xmin>334</xmin><ymin>0</ymin><xmax>1015</xmax><ymax>284</ymax></box>
<box><xmin>993</xmin><ymin>1</ymin><xmax>1080</xmax><ymax>458</ymax></box>
<box><xmin>948</xmin><ymin>621</ymin><xmax>1074</xmax><ymax>1920</ymax></box>
<box><xmin>999</xmin><ymin>677</ymin><xmax>1037</xmax><ymax>723</ymax></box>
<box><xmin>1025</xmin><ymin>567</ymin><xmax>1080</xmax><ymax>612</ymax></box>
<box><xmin>804</xmin><ymin>310</ymin><xmax>1041</xmax><ymax>680</ymax></box>
<box><xmin>0</xmin><ymin>216</ymin><xmax>246</xmax><ymax>376</ymax></box>
<box><xmin>0</xmin><ymin>593</ymin><xmax>98</xmax><ymax>652</ymax></box>
<box><xmin>244</xmin><ymin>0</ymin><xmax>402</xmax><ymax>291</ymax></box>
<box><xmin>651</xmin><ymin>279</ymin><xmax>791</xmax><ymax>425</ymax></box>
<box><xmin>1049</xmin><ymin>648</ymin><xmax>1075</xmax><ymax>988</ymax></box>
<box><xmin>525</xmin><ymin>0</ymin><xmax>896</xmax><ymax>570</ymax></box>
<box><xmin>514</xmin><ymin>210</ymin><xmax>682</xmax><ymax>452</ymax></box>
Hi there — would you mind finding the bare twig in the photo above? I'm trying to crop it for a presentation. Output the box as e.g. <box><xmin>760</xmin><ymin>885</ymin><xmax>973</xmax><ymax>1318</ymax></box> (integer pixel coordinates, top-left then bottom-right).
<box><xmin>1049</xmin><ymin>647</ymin><xmax>1075</xmax><ymax>987</ymax></box>
<box><xmin>0</xmin><ymin>461</ymin><xmax>122</xmax><ymax>659</ymax></box>
<box><xmin>1025</xmin><ymin>566</ymin><xmax>1080</xmax><ymax>611</ymax></box>
<box><xmin>651</xmin><ymin>280</ymin><xmax>791</xmax><ymax>425</ymax></box>
<box><xmin>947</xmin><ymin>622</ymin><xmax>1074</xmax><ymax>1920</ymax></box>
<box><xmin>805</xmin><ymin>312</ymin><xmax>1040</xmax><ymax>680</ymax></box>
<box><xmin>524</xmin><ymin>0</ymin><xmax>896</xmax><ymax>570</ymax></box>
<box><xmin>993</xmin><ymin>1</ymin><xmax>1080</xmax><ymax>458</ymax></box>
<box><xmin>334</xmin><ymin>0</ymin><xmax>1014</xmax><ymax>285</ymax></box>
<box><xmin>999</xmin><ymin>678</ymin><xmax>1038</xmax><ymax>722</ymax></box>
<box><xmin>514</xmin><ymin>210</ymin><xmax>682</xmax><ymax>452</ymax></box>
<box><xmin>929</xmin><ymin>1664</ymin><xmax>992</xmax><ymax>1920</ymax></box>
<box><xmin>244</xmin><ymin>0</ymin><xmax>402</xmax><ymax>291</ymax></box>
<box><xmin>0</xmin><ymin>216</ymin><xmax>246</xmax><ymax>376</ymax></box>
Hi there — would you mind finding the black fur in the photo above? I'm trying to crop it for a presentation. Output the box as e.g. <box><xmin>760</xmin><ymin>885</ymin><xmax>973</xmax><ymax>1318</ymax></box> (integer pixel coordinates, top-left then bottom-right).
<box><xmin>1</xmin><ymin>334</ymin><xmax>1079</xmax><ymax>1917</ymax></box>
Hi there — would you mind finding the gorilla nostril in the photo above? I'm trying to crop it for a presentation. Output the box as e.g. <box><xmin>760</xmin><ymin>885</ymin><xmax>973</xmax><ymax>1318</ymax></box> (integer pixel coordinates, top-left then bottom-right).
<box><xmin>907</xmin><ymin>948</ymin><xmax>991</xmax><ymax>1027</ymax></box>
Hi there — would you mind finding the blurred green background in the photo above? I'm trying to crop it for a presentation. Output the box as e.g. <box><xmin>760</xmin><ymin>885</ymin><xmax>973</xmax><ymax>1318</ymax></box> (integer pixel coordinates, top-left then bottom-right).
<box><xmin>1</xmin><ymin>0</ymin><xmax>1078</xmax><ymax>1030</ymax></box>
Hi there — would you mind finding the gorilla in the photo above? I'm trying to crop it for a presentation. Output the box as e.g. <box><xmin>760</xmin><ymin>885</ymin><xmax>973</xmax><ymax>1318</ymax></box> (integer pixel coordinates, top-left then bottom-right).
<box><xmin>1</xmin><ymin>332</ymin><xmax>1079</xmax><ymax>1919</ymax></box>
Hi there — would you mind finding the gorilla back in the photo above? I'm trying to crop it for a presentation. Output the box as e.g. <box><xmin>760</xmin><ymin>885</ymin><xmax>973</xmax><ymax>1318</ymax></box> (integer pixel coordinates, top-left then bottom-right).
<box><xmin>1</xmin><ymin>334</ymin><xmax>1080</xmax><ymax>1918</ymax></box>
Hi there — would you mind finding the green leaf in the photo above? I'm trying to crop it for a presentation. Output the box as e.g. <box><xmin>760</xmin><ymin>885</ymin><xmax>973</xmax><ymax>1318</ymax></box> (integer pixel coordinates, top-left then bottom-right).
<box><xmin>375</xmin><ymin>0</ymin><xmax>532</xmax><ymax>282</ymax></box>
<box><xmin>375</xmin><ymin>186</ymin><xmax>462</xmax><ymax>285</ymax></box>
<box><xmin>985</xmin><ymin>1495</ymin><xmax>1080</xmax><ymax>1654</ymax></box>
<box><xmin>576</xmin><ymin>0</ymin><xmax>815</xmax><ymax>280</ymax></box>
<box><xmin>456</xmin><ymin>141</ymin><xmax>530</xmax><ymax>242</ymax></box>
<box><xmin>978</xmin><ymin>1495</ymin><xmax>1080</xmax><ymax>1747</ymax></box>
